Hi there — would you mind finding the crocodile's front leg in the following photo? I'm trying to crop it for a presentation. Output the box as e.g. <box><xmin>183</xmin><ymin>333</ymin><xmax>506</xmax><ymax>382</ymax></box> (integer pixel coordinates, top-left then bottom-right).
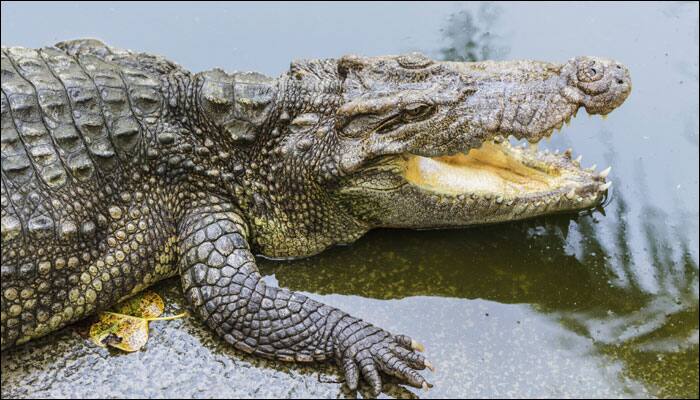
<box><xmin>177</xmin><ymin>199</ymin><xmax>432</xmax><ymax>394</ymax></box>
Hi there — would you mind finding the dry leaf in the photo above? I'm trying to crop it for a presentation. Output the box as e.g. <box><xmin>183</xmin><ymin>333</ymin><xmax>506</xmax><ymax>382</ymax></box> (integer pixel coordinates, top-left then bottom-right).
<box><xmin>89</xmin><ymin>291</ymin><xmax>186</xmax><ymax>352</ymax></box>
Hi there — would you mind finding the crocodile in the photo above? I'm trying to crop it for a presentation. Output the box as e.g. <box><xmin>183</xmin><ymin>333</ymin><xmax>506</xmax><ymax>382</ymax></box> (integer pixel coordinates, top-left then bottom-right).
<box><xmin>0</xmin><ymin>39</ymin><xmax>631</xmax><ymax>394</ymax></box>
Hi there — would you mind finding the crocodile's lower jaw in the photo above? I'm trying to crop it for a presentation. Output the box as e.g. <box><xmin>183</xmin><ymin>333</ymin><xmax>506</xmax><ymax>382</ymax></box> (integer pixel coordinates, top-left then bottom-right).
<box><xmin>402</xmin><ymin>139</ymin><xmax>611</xmax><ymax>215</ymax></box>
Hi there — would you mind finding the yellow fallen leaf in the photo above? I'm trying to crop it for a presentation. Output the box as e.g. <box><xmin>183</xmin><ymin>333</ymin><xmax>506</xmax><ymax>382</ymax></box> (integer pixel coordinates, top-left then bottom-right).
<box><xmin>114</xmin><ymin>291</ymin><xmax>165</xmax><ymax>319</ymax></box>
<box><xmin>89</xmin><ymin>291</ymin><xmax>187</xmax><ymax>352</ymax></box>
<box><xmin>90</xmin><ymin>313</ymin><xmax>150</xmax><ymax>352</ymax></box>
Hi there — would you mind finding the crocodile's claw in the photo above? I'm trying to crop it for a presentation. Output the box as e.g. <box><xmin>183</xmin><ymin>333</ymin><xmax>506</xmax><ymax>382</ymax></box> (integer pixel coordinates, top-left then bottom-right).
<box><xmin>335</xmin><ymin>323</ymin><xmax>433</xmax><ymax>395</ymax></box>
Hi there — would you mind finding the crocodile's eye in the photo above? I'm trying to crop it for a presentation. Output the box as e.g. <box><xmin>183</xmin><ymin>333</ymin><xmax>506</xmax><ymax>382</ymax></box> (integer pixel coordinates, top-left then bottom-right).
<box><xmin>402</xmin><ymin>103</ymin><xmax>435</xmax><ymax>121</ymax></box>
<box><xmin>577</xmin><ymin>61</ymin><xmax>604</xmax><ymax>83</ymax></box>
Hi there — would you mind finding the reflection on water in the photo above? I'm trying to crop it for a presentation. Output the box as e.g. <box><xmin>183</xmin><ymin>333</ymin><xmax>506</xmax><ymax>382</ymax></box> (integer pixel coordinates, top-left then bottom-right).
<box><xmin>437</xmin><ymin>2</ymin><xmax>509</xmax><ymax>62</ymax></box>
<box><xmin>261</xmin><ymin>189</ymin><xmax>698</xmax><ymax>397</ymax></box>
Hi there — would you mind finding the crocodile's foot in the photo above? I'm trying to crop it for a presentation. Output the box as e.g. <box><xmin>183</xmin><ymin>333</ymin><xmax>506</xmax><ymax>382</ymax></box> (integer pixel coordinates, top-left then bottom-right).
<box><xmin>335</xmin><ymin>320</ymin><xmax>433</xmax><ymax>395</ymax></box>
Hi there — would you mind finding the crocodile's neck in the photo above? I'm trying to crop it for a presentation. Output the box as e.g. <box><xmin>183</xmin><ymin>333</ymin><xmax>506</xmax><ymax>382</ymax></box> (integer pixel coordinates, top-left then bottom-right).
<box><xmin>153</xmin><ymin>73</ymin><xmax>367</xmax><ymax>258</ymax></box>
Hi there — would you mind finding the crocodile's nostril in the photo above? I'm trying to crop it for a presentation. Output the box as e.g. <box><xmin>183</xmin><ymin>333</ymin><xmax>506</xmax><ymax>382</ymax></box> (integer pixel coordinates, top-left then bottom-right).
<box><xmin>616</xmin><ymin>79</ymin><xmax>624</xmax><ymax>84</ymax></box>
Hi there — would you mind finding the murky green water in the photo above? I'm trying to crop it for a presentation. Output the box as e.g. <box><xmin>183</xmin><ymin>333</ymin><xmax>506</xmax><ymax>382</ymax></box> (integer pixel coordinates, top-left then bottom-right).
<box><xmin>2</xmin><ymin>2</ymin><xmax>698</xmax><ymax>398</ymax></box>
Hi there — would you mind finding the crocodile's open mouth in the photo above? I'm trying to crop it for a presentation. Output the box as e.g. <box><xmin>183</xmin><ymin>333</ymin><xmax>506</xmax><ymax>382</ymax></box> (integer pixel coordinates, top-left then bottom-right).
<box><xmin>400</xmin><ymin>127</ymin><xmax>611</xmax><ymax>213</ymax></box>
<box><xmin>407</xmin><ymin>142</ymin><xmax>564</xmax><ymax>198</ymax></box>
<box><xmin>338</xmin><ymin>123</ymin><xmax>613</xmax><ymax>228</ymax></box>
<box><xmin>337</xmin><ymin>111</ymin><xmax>615</xmax><ymax>228</ymax></box>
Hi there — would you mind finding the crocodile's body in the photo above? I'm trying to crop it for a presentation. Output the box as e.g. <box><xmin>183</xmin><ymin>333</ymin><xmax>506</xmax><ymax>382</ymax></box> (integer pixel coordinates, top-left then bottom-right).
<box><xmin>1</xmin><ymin>40</ymin><xmax>630</xmax><ymax>393</ymax></box>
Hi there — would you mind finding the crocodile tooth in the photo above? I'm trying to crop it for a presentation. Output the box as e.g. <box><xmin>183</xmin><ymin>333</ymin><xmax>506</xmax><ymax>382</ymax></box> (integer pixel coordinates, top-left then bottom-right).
<box><xmin>576</xmin><ymin>196</ymin><xmax>584</xmax><ymax>203</ymax></box>
<box><xmin>555</xmin><ymin>120</ymin><xmax>563</xmax><ymax>131</ymax></box>
<box><xmin>566</xmin><ymin>188</ymin><xmax>576</xmax><ymax>199</ymax></box>
<box><xmin>600</xmin><ymin>182</ymin><xmax>612</xmax><ymax>191</ymax></box>
<box><xmin>514</xmin><ymin>203</ymin><xmax>529</xmax><ymax>214</ymax></box>
<box><xmin>554</xmin><ymin>149</ymin><xmax>560</xmax><ymax>155</ymax></box>
<box><xmin>587</xmin><ymin>164</ymin><xmax>597</xmax><ymax>172</ymax></box>
<box><xmin>574</xmin><ymin>155</ymin><xmax>582</xmax><ymax>164</ymax></box>
<box><xmin>565</xmin><ymin>116</ymin><xmax>571</xmax><ymax>126</ymax></box>
<box><xmin>599</xmin><ymin>166</ymin><xmax>611</xmax><ymax>178</ymax></box>
<box><xmin>496</xmin><ymin>196</ymin><xmax>504</xmax><ymax>204</ymax></box>
<box><xmin>573</xmin><ymin>108</ymin><xmax>579</xmax><ymax>118</ymax></box>
<box><xmin>601</xmin><ymin>114</ymin><xmax>608</xmax><ymax>120</ymax></box>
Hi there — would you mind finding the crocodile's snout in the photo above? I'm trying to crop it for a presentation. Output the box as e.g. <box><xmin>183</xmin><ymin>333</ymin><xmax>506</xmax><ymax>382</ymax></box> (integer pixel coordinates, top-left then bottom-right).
<box><xmin>563</xmin><ymin>56</ymin><xmax>632</xmax><ymax>115</ymax></box>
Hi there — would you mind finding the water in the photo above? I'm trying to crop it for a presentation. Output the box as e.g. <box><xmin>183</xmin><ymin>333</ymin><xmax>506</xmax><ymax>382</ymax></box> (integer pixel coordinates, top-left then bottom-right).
<box><xmin>2</xmin><ymin>2</ymin><xmax>698</xmax><ymax>398</ymax></box>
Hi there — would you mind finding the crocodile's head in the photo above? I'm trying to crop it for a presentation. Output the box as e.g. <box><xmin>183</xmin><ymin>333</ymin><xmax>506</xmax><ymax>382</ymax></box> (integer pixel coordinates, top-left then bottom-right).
<box><xmin>200</xmin><ymin>53</ymin><xmax>630</xmax><ymax>256</ymax></box>
<box><xmin>322</xmin><ymin>53</ymin><xmax>631</xmax><ymax>229</ymax></box>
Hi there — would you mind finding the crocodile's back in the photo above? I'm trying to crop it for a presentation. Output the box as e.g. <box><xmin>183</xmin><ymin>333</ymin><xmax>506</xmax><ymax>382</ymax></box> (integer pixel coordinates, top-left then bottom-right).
<box><xmin>1</xmin><ymin>42</ymin><xmax>179</xmax><ymax>348</ymax></box>
<box><xmin>1</xmin><ymin>42</ymin><xmax>169</xmax><ymax>182</ymax></box>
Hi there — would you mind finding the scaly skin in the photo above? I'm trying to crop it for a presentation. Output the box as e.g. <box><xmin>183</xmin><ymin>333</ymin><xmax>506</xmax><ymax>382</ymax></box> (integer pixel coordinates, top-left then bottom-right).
<box><xmin>0</xmin><ymin>39</ymin><xmax>631</xmax><ymax>394</ymax></box>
